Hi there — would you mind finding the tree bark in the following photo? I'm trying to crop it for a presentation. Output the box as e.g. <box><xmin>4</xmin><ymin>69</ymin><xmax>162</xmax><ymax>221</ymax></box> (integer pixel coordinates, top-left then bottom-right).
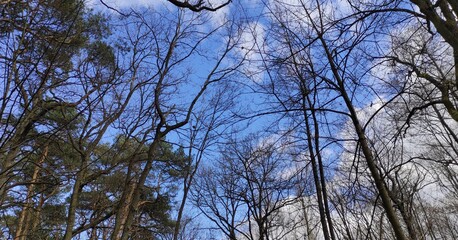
<box><xmin>63</xmin><ymin>158</ymin><xmax>87</xmax><ymax>240</ymax></box>
<box><xmin>15</xmin><ymin>145</ymin><xmax>48</xmax><ymax>240</ymax></box>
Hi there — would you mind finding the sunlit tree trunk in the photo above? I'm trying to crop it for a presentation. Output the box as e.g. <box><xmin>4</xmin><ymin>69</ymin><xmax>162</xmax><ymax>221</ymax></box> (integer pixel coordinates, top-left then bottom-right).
<box><xmin>63</xmin><ymin>154</ymin><xmax>88</xmax><ymax>240</ymax></box>
<box><xmin>111</xmin><ymin>180</ymin><xmax>136</xmax><ymax>239</ymax></box>
<box><xmin>15</xmin><ymin>145</ymin><xmax>48</xmax><ymax>240</ymax></box>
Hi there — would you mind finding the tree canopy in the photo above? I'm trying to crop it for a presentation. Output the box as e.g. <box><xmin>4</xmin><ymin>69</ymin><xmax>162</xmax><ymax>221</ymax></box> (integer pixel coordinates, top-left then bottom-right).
<box><xmin>1</xmin><ymin>0</ymin><xmax>458</xmax><ymax>239</ymax></box>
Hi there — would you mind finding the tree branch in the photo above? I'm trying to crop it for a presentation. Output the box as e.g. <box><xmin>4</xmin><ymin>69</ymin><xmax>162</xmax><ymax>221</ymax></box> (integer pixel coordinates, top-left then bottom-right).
<box><xmin>167</xmin><ymin>0</ymin><xmax>231</xmax><ymax>12</ymax></box>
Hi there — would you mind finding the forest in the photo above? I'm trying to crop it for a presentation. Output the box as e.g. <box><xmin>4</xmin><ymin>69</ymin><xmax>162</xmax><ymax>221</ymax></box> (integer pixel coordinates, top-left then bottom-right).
<box><xmin>1</xmin><ymin>0</ymin><xmax>458</xmax><ymax>239</ymax></box>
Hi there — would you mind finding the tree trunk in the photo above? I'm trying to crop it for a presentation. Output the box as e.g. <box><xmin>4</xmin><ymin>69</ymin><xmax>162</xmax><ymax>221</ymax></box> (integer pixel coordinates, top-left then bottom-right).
<box><xmin>307</xmin><ymin>93</ymin><xmax>336</xmax><ymax>240</ymax></box>
<box><xmin>173</xmin><ymin>180</ymin><xmax>189</xmax><ymax>240</ymax></box>
<box><xmin>111</xmin><ymin>181</ymin><xmax>136</xmax><ymax>239</ymax></box>
<box><xmin>113</xmin><ymin>138</ymin><xmax>161</xmax><ymax>240</ymax></box>
<box><xmin>63</xmin><ymin>154</ymin><xmax>88</xmax><ymax>240</ymax></box>
<box><xmin>314</xmin><ymin>32</ymin><xmax>409</xmax><ymax>240</ymax></box>
<box><xmin>15</xmin><ymin>145</ymin><xmax>48</xmax><ymax>240</ymax></box>
<box><xmin>300</xmin><ymin>197</ymin><xmax>314</xmax><ymax>240</ymax></box>
<box><xmin>303</xmin><ymin>105</ymin><xmax>331</xmax><ymax>240</ymax></box>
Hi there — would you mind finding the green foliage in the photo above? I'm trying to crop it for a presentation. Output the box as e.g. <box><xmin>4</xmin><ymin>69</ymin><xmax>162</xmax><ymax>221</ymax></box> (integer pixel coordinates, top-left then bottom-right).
<box><xmin>157</xmin><ymin>144</ymin><xmax>191</xmax><ymax>178</ymax></box>
<box><xmin>87</xmin><ymin>40</ymin><xmax>116</xmax><ymax>69</ymax></box>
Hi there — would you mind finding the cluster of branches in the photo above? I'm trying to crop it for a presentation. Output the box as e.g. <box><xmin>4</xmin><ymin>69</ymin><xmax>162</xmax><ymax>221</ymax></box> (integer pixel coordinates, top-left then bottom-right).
<box><xmin>0</xmin><ymin>1</ymin><xmax>245</xmax><ymax>239</ymax></box>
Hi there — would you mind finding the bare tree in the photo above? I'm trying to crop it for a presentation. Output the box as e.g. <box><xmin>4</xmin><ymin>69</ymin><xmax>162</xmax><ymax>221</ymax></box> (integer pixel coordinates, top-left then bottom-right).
<box><xmin>193</xmin><ymin>134</ymin><xmax>301</xmax><ymax>240</ymax></box>
<box><xmin>172</xmin><ymin>80</ymin><xmax>240</xmax><ymax>240</ymax></box>
<box><xmin>258</xmin><ymin>0</ymin><xmax>412</xmax><ymax>239</ymax></box>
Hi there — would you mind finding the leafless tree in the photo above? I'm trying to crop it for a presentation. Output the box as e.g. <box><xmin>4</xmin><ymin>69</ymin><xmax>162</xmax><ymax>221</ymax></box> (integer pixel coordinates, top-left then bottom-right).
<box><xmin>192</xmin><ymin>134</ymin><xmax>301</xmax><ymax>240</ymax></box>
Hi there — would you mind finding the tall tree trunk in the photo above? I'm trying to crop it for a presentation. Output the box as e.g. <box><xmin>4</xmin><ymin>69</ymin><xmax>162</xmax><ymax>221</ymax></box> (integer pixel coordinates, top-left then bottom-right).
<box><xmin>303</xmin><ymin>108</ymin><xmax>331</xmax><ymax>240</ymax></box>
<box><xmin>288</xmin><ymin>33</ymin><xmax>336</xmax><ymax>240</ymax></box>
<box><xmin>312</xmin><ymin>29</ymin><xmax>409</xmax><ymax>240</ymax></box>
<box><xmin>339</xmin><ymin>74</ymin><xmax>408</xmax><ymax>240</ymax></box>
<box><xmin>173</xmin><ymin>179</ymin><xmax>189</xmax><ymax>240</ymax></box>
<box><xmin>307</xmin><ymin>93</ymin><xmax>336</xmax><ymax>240</ymax></box>
<box><xmin>300</xmin><ymin>197</ymin><xmax>314</xmax><ymax>240</ymax></box>
<box><xmin>30</xmin><ymin>192</ymin><xmax>45</xmax><ymax>235</ymax></box>
<box><xmin>340</xmin><ymin>80</ymin><xmax>408</xmax><ymax>240</ymax></box>
<box><xmin>111</xmin><ymin>181</ymin><xmax>136</xmax><ymax>239</ymax></box>
<box><xmin>15</xmin><ymin>145</ymin><xmax>48</xmax><ymax>240</ymax></box>
<box><xmin>112</xmin><ymin>138</ymin><xmax>162</xmax><ymax>240</ymax></box>
<box><xmin>63</xmin><ymin>154</ymin><xmax>88</xmax><ymax>240</ymax></box>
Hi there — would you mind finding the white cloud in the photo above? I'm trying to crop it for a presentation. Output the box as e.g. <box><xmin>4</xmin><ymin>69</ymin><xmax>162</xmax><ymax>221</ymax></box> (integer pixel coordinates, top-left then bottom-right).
<box><xmin>210</xmin><ymin>0</ymin><xmax>231</xmax><ymax>21</ymax></box>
